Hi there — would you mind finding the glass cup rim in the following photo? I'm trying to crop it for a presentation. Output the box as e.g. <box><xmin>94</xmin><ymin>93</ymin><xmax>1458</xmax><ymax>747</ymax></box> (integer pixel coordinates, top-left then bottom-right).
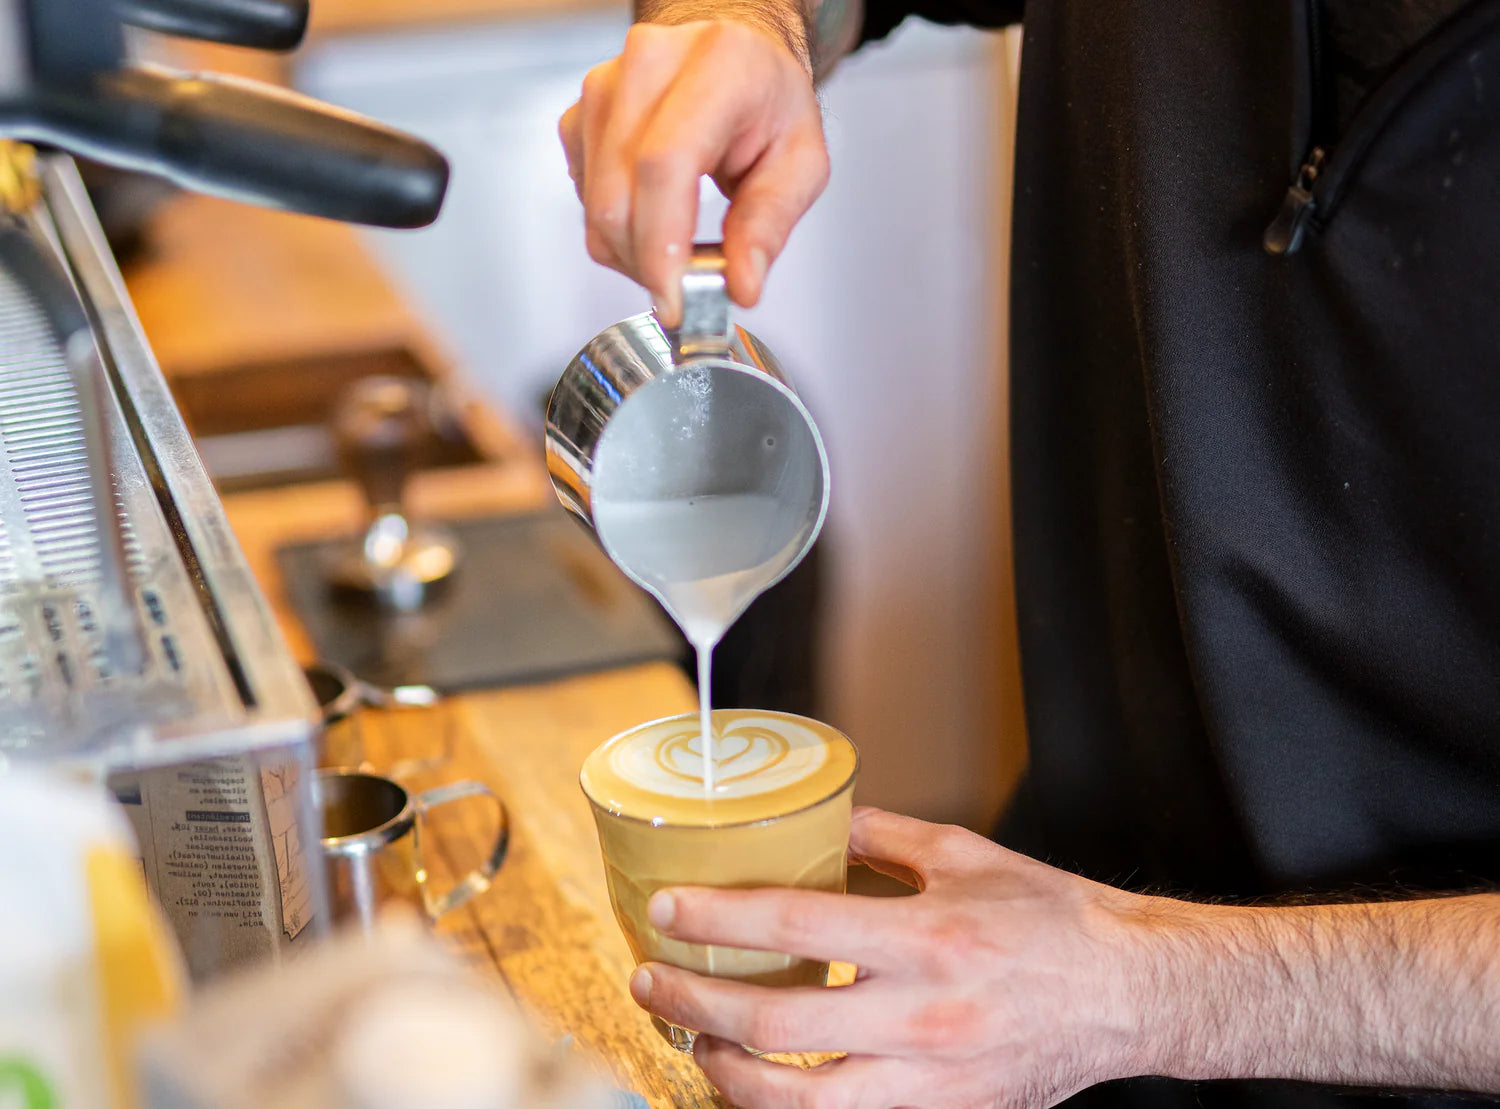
<box><xmin>579</xmin><ymin>708</ymin><xmax>859</xmax><ymax>830</ymax></box>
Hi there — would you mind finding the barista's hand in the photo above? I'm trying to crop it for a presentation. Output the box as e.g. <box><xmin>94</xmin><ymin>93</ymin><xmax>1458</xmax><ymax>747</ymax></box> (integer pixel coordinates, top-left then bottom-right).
<box><xmin>634</xmin><ymin>810</ymin><xmax>1500</xmax><ymax>1105</ymax></box>
<box><xmin>627</xmin><ymin>807</ymin><xmax>1164</xmax><ymax>1109</ymax></box>
<box><xmin>558</xmin><ymin>20</ymin><xmax>829</xmax><ymax>325</ymax></box>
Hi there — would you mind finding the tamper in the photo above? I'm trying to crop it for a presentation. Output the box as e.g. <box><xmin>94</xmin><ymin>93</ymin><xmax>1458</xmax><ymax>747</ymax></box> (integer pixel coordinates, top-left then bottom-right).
<box><xmin>325</xmin><ymin>376</ymin><xmax>459</xmax><ymax>611</ymax></box>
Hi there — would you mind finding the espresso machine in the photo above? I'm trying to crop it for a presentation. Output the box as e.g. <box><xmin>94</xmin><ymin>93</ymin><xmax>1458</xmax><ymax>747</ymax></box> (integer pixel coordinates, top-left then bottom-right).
<box><xmin>0</xmin><ymin>0</ymin><xmax>450</xmax><ymax>976</ymax></box>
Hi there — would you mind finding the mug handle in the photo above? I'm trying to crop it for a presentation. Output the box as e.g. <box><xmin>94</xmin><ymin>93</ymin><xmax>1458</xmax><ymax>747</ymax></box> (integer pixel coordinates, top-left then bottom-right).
<box><xmin>411</xmin><ymin>779</ymin><xmax>509</xmax><ymax>919</ymax></box>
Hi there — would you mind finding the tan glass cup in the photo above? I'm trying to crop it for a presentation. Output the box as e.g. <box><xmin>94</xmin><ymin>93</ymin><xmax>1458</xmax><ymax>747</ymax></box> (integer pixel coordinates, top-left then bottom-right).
<box><xmin>581</xmin><ymin>709</ymin><xmax>858</xmax><ymax>1052</ymax></box>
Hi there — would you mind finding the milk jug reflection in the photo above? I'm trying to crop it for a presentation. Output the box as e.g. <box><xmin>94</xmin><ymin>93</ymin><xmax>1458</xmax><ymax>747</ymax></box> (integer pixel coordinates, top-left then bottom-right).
<box><xmin>581</xmin><ymin>709</ymin><xmax>858</xmax><ymax>1052</ymax></box>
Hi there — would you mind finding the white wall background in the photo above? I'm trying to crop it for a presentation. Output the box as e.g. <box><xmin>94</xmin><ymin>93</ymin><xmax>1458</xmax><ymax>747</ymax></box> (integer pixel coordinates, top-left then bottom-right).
<box><xmin>296</xmin><ymin>16</ymin><xmax>1019</xmax><ymax>828</ymax></box>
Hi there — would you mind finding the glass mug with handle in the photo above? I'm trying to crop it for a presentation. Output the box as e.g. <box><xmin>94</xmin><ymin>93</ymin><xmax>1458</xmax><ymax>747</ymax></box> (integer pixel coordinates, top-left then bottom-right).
<box><xmin>581</xmin><ymin>709</ymin><xmax>858</xmax><ymax>1052</ymax></box>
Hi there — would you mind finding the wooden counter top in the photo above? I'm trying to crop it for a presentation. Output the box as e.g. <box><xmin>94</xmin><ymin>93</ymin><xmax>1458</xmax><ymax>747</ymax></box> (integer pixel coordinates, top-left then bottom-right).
<box><xmin>127</xmin><ymin>196</ymin><xmax>419</xmax><ymax>384</ymax></box>
<box><xmin>223</xmin><ymin>474</ymin><xmax>728</xmax><ymax>1106</ymax></box>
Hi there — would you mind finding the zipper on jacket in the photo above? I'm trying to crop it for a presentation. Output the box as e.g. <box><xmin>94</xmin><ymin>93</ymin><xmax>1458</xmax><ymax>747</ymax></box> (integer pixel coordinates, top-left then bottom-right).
<box><xmin>1264</xmin><ymin>0</ymin><xmax>1328</xmax><ymax>255</ymax></box>
<box><xmin>1265</xmin><ymin>0</ymin><xmax>1500</xmax><ymax>257</ymax></box>
<box><xmin>1262</xmin><ymin>146</ymin><xmax>1325</xmax><ymax>255</ymax></box>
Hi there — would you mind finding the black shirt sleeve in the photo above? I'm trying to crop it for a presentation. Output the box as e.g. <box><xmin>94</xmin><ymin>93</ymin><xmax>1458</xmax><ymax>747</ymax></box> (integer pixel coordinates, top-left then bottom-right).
<box><xmin>858</xmin><ymin>0</ymin><xmax>1022</xmax><ymax>47</ymax></box>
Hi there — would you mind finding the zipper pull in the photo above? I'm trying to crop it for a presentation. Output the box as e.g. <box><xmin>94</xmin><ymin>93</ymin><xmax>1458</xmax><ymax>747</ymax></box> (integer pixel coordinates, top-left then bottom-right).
<box><xmin>1263</xmin><ymin>147</ymin><xmax>1326</xmax><ymax>256</ymax></box>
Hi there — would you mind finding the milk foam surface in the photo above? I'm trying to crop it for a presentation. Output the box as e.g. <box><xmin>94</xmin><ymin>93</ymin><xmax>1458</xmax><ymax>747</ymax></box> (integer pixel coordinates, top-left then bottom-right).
<box><xmin>581</xmin><ymin>710</ymin><xmax>857</xmax><ymax>826</ymax></box>
<box><xmin>593</xmin><ymin>493</ymin><xmax>803</xmax><ymax>648</ymax></box>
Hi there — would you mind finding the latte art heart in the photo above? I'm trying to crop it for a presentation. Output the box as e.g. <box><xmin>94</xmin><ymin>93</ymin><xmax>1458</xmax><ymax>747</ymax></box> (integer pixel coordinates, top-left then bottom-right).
<box><xmin>605</xmin><ymin>713</ymin><xmax>828</xmax><ymax>801</ymax></box>
<box><xmin>658</xmin><ymin>727</ymin><xmax>790</xmax><ymax>785</ymax></box>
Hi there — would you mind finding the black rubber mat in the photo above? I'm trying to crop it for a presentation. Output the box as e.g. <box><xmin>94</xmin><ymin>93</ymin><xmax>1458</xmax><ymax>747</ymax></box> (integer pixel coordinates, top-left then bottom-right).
<box><xmin>276</xmin><ymin>509</ymin><xmax>683</xmax><ymax>692</ymax></box>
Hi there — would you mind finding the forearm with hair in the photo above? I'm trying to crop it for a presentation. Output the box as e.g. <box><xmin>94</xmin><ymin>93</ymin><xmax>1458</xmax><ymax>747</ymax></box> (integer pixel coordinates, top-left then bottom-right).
<box><xmin>633</xmin><ymin>0</ymin><xmax>863</xmax><ymax>80</ymax></box>
<box><xmin>634</xmin><ymin>0</ymin><xmax>813</xmax><ymax>72</ymax></box>
<box><xmin>1133</xmin><ymin>893</ymin><xmax>1500</xmax><ymax>1093</ymax></box>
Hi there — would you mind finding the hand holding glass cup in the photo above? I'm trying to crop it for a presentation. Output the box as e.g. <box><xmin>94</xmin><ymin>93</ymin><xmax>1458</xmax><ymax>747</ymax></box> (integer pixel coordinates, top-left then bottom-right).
<box><xmin>582</xmin><ymin>709</ymin><xmax>858</xmax><ymax>1052</ymax></box>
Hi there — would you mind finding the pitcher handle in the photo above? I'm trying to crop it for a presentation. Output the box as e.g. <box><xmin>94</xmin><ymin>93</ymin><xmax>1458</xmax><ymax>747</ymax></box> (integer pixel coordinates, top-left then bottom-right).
<box><xmin>674</xmin><ymin>241</ymin><xmax>732</xmax><ymax>362</ymax></box>
<box><xmin>411</xmin><ymin>779</ymin><xmax>509</xmax><ymax>919</ymax></box>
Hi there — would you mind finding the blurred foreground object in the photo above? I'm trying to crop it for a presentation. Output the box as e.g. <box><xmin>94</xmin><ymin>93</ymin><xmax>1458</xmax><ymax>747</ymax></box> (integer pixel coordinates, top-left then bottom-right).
<box><xmin>138</xmin><ymin>915</ymin><xmax>618</xmax><ymax>1109</ymax></box>
<box><xmin>0</xmin><ymin>769</ymin><xmax>185</xmax><ymax>1109</ymax></box>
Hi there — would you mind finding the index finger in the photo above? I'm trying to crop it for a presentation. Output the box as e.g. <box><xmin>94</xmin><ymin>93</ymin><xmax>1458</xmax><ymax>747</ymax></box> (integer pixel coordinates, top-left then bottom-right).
<box><xmin>848</xmin><ymin>807</ymin><xmax>1000</xmax><ymax>890</ymax></box>
<box><xmin>650</xmin><ymin>885</ymin><xmax>912</xmax><ymax>970</ymax></box>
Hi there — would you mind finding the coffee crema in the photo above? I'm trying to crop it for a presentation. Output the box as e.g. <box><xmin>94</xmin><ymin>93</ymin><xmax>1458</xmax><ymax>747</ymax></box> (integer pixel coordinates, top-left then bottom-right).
<box><xmin>581</xmin><ymin>709</ymin><xmax>857</xmax><ymax>826</ymax></box>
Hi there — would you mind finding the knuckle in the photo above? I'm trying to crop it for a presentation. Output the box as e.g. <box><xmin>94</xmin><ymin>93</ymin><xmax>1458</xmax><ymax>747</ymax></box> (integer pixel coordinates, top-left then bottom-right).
<box><xmin>702</xmin><ymin>19</ymin><xmax>753</xmax><ymax>55</ymax></box>
<box><xmin>905</xmin><ymin>997</ymin><xmax>984</xmax><ymax>1055</ymax></box>
<box><xmin>801</xmin><ymin>142</ymin><xmax>832</xmax><ymax>192</ymax></box>
<box><xmin>584</xmin><ymin>226</ymin><xmax>616</xmax><ymax>266</ymax></box>
<box><xmin>770</xmin><ymin>898</ymin><xmax>821</xmax><ymax>950</ymax></box>
<box><xmin>650</xmin><ymin>973</ymin><xmax>696</xmax><ymax>1024</ymax></box>
<box><xmin>796</xmin><ymin>1085</ymin><xmax>852</xmax><ymax>1109</ymax></box>
<box><xmin>583</xmin><ymin>192</ymin><xmax>625</xmax><ymax>233</ymax></box>
<box><xmin>635</xmin><ymin>143</ymin><xmax>694</xmax><ymax>184</ymax></box>
<box><xmin>698</xmin><ymin>19</ymin><xmax>735</xmax><ymax>51</ymax></box>
<box><xmin>935</xmin><ymin>823</ymin><xmax>975</xmax><ymax>855</ymax></box>
<box><xmin>623</xmin><ymin>21</ymin><xmax>657</xmax><ymax>46</ymax></box>
<box><xmin>579</xmin><ymin>64</ymin><xmax>612</xmax><ymax>105</ymax></box>
<box><xmin>744</xmin><ymin>999</ymin><xmax>797</xmax><ymax>1051</ymax></box>
<box><xmin>915</xmin><ymin>909</ymin><xmax>983</xmax><ymax>973</ymax></box>
<box><xmin>623</xmin><ymin>21</ymin><xmax>670</xmax><ymax>60</ymax></box>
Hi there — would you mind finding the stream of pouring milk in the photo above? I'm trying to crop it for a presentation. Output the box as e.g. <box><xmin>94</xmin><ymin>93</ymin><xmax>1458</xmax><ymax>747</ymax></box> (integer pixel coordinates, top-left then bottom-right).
<box><xmin>593</xmin><ymin>493</ymin><xmax>805</xmax><ymax>796</ymax></box>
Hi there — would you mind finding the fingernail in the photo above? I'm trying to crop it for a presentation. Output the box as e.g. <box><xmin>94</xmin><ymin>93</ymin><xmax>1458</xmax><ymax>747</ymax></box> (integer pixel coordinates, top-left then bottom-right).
<box><xmin>628</xmin><ymin>965</ymin><xmax>653</xmax><ymax>1008</ymax></box>
<box><xmin>648</xmin><ymin>889</ymin><xmax>676</xmax><ymax>932</ymax></box>
<box><xmin>748</xmin><ymin>247</ymin><xmax>769</xmax><ymax>293</ymax></box>
<box><xmin>656</xmin><ymin>288</ymin><xmax>682</xmax><ymax>329</ymax></box>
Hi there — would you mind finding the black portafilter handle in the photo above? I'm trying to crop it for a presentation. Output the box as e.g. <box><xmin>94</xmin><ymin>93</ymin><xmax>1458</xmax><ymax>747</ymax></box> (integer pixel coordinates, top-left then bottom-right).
<box><xmin>8</xmin><ymin>66</ymin><xmax>448</xmax><ymax>229</ymax></box>
<box><xmin>114</xmin><ymin>0</ymin><xmax>309</xmax><ymax>51</ymax></box>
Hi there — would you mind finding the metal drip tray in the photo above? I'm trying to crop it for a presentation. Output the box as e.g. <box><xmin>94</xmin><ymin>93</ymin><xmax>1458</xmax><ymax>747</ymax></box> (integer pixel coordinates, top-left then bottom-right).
<box><xmin>0</xmin><ymin>158</ymin><xmax>315</xmax><ymax>773</ymax></box>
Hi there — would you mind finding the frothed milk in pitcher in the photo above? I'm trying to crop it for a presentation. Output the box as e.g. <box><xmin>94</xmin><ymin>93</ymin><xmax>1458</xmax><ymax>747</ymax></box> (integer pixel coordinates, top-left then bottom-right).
<box><xmin>590</xmin><ymin>361</ymin><xmax>825</xmax><ymax>792</ymax></box>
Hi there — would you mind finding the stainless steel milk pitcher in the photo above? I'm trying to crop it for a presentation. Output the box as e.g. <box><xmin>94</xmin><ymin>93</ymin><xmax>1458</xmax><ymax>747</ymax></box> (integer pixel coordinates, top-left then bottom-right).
<box><xmin>544</xmin><ymin>242</ymin><xmax>830</xmax><ymax>608</ymax></box>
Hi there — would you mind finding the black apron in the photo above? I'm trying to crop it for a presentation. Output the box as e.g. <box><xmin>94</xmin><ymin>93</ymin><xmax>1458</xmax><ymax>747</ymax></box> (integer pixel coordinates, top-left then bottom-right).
<box><xmin>856</xmin><ymin>1</ymin><xmax>1500</xmax><ymax>1104</ymax></box>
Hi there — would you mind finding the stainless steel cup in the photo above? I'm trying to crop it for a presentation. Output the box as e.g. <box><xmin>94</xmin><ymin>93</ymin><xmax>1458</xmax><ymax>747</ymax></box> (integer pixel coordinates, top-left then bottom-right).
<box><xmin>303</xmin><ymin>661</ymin><xmax>450</xmax><ymax>775</ymax></box>
<box><xmin>544</xmin><ymin>242</ymin><xmax>830</xmax><ymax>613</ymax></box>
<box><xmin>313</xmin><ymin>768</ymin><xmax>508</xmax><ymax>933</ymax></box>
